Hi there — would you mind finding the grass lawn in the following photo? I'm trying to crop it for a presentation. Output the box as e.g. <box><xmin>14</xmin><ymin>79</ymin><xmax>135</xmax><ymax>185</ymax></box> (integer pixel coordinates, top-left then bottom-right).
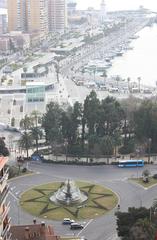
<box><xmin>131</xmin><ymin>177</ymin><xmax>157</xmax><ymax>188</ymax></box>
<box><xmin>20</xmin><ymin>181</ymin><xmax>118</xmax><ymax>220</ymax></box>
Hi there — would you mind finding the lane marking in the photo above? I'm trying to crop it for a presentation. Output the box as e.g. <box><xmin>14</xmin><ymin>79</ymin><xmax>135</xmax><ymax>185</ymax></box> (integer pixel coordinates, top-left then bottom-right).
<box><xmin>77</xmin><ymin>219</ymin><xmax>93</xmax><ymax>237</ymax></box>
<box><xmin>9</xmin><ymin>190</ymin><xmax>19</xmax><ymax>201</ymax></box>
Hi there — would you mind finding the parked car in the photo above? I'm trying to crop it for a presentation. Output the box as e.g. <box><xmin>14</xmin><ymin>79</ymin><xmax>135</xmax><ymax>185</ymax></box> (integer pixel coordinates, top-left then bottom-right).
<box><xmin>62</xmin><ymin>218</ymin><xmax>75</xmax><ymax>225</ymax></box>
<box><xmin>70</xmin><ymin>223</ymin><xmax>84</xmax><ymax>230</ymax></box>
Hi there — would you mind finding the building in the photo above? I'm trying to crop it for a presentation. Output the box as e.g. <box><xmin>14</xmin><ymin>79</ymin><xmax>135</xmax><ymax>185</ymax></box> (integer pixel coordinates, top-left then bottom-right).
<box><xmin>10</xmin><ymin>222</ymin><xmax>61</xmax><ymax>240</ymax></box>
<box><xmin>0</xmin><ymin>0</ymin><xmax>7</xmax><ymax>8</ymax></box>
<box><xmin>8</xmin><ymin>0</ymin><xmax>48</xmax><ymax>34</ymax></box>
<box><xmin>26</xmin><ymin>82</ymin><xmax>46</xmax><ymax>103</ymax></box>
<box><xmin>0</xmin><ymin>37</ymin><xmax>10</xmax><ymax>52</ymax></box>
<box><xmin>48</xmin><ymin>0</ymin><xmax>67</xmax><ymax>33</ymax></box>
<box><xmin>67</xmin><ymin>0</ymin><xmax>77</xmax><ymax>16</ymax></box>
<box><xmin>27</xmin><ymin>0</ymin><xmax>48</xmax><ymax>34</ymax></box>
<box><xmin>0</xmin><ymin>9</ymin><xmax>7</xmax><ymax>34</ymax></box>
<box><xmin>0</xmin><ymin>14</ymin><xmax>7</xmax><ymax>34</ymax></box>
<box><xmin>99</xmin><ymin>0</ymin><xmax>107</xmax><ymax>23</ymax></box>
<box><xmin>0</xmin><ymin>156</ymin><xmax>11</xmax><ymax>240</ymax></box>
<box><xmin>7</xmin><ymin>0</ymin><xmax>27</xmax><ymax>32</ymax></box>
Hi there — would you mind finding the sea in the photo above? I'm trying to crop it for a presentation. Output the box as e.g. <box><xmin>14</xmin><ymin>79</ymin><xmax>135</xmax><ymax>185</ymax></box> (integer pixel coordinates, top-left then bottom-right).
<box><xmin>107</xmin><ymin>24</ymin><xmax>157</xmax><ymax>87</ymax></box>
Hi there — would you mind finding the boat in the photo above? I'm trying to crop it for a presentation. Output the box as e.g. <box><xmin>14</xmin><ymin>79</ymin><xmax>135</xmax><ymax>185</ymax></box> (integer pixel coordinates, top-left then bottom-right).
<box><xmin>129</xmin><ymin>35</ymin><xmax>139</xmax><ymax>40</ymax></box>
<box><xmin>84</xmin><ymin>60</ymin><xmax>112</xmax><ymax>72</ymax></box>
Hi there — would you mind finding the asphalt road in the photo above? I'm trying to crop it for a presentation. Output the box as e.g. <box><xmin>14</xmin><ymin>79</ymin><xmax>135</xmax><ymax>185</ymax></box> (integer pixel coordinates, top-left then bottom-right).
<box><xmin>8</xmin><ymin>163</ymin><xmax>157</xmax><ymax>240</ymax></box>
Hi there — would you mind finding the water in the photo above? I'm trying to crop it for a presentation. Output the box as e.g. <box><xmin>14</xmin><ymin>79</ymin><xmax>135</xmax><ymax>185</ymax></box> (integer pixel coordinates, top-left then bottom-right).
<box><xmin>107</xmin><ymin>24</ymin><xmax>157</xmax><ymax>87</ymax></box>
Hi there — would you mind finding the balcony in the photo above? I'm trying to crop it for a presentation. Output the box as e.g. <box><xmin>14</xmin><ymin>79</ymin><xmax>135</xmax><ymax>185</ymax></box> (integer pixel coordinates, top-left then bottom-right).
<box><xmin>1</xmin><ymin>217</ymin><xmax>11</xmax><ymax>239</ymax></box>
<box><xmin>0</xmin><ymin>202</ymin><xmax>10</xmax><ymax>223</ymax></box>
<box><xmin>0</xmin><ymin>168</ymin><xmax>9</xmax><ymax>193</ymax></box>
<box><xmin>0</xmin><ymin>185</ymin><xmax>9</xmax><ymax>205</ymax></box>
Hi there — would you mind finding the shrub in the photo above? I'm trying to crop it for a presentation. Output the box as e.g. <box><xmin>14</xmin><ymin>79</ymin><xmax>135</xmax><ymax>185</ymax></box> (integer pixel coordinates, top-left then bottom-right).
<box><xmin>119</xmin><ymin>139</ymin><xmax>135</xmax><ymax>154</ymax></box>
<box><xmin>153</xmin><ymin>174</ymin><xmax>157</xmax><ymax>179</ymax></box>
<box><xmin>22</xmin><ymin>167</ymin><xmax>27</xmax><ymax>173</ymax></box>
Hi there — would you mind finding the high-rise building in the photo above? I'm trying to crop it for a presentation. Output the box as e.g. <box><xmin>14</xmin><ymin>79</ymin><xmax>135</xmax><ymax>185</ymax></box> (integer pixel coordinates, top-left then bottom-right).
<box><xmin>0</xmin><ymin>156</ymin><xmax>11</xmax><ymax>240</ymax></box>
<box><xmin>7</xmin><ymin>0</ymin><xmax>48</xmax><ymax>34</ymax></box>
<box><xmin>67</xmin><ymin>0</ymin><xmax>77</xmax><ymax>16</ymax></box>
<box><xmin>27</xmin><ymin>0</ymin><xmax>48</xmax><ymax>34</ymax></box>
<box><xmin>7</xmin><ymin>0</ymin><xmax>27</xmax><ymax>32</ymax></box>
<box><xmin>99</xmin><ymin>0</ymin><xmax>107</xmax><ymax>23</ymax></box>
<box><xmin>48</xmin><ymin>0</ymin><xmax>67</xmax><ymax>33</ymax></box>
<box><xmin>0</xmin><ymin>9</ymin><xmax>7</xmax><ymax>34</ymax></box>
<box><xmin>0</xmin><ymin>0</ymin><xmax>7</xmax><ymax>9</ymax></box>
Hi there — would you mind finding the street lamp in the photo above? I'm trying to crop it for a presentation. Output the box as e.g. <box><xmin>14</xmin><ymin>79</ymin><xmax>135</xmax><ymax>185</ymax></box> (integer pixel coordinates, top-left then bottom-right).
<box><xmin>148</xmin><ymin>138</ymin><xmax>152</xmax><ymax>163</ymax></box>
<box><xmin>64</xmin><ymin>140</ymin><xmax>68</xmax><ymax>162</ymax></box>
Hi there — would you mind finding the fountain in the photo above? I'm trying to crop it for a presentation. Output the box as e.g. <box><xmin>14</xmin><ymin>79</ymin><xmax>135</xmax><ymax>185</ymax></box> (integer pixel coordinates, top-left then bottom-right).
<box><xmin>50</xmin><ymin>179</ymin><xmax>88</xmax><ymax>206</ymax></box>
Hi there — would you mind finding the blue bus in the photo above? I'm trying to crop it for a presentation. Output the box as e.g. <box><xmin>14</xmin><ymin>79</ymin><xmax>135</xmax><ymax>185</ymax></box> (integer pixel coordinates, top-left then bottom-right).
<box><xmin>118</xmin><ymin>159</ymin><xmax>144</xmax><ymax>167</ymax></box>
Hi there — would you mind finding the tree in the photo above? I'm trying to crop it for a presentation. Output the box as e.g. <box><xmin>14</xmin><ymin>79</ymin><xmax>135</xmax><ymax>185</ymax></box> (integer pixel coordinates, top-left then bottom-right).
<box><xmin>116</xmin><ymin>207</ymin><xmax>150</xmax><ymax>239</ymax></box>
<box><xmin>83</xmin><ymin>91</ymin><xmax>100</xmax><ymax>152</ymax></box>
<box><xmin>54</xmin><ymin>61</ymin><xmax>60</xmax><ymax>83</ymax></box>
<box><xmin>97</xmin><ymin>96</ymin><xmax>124</xmax><ymax>137</ymax></box>
<box><xmin>61</xmin><ymin>102</ymin><xmax>82</xmax><ymax>149</ymax></box>
<box><xmin>20</xmin><ymin>115</ymin><xmax>32</xmax><ymax>131</ymax></box>
<box><xmin>20</xmin><ymin>115</ymin><xmax>33</xmax><ymax>159</ymax></box>
<box><xmin>134</xmin><ymin>100</ymin><xmax>157</xmax><ymax>152</ymax></box>
<box><xmin>23</xmin><ymin>67</ymin><xmax>27</xmax><ymax>82</ymax></box>
<box><xmin>42</xmin><ymin>102</ymin><xmax>63</xmax><ymax>153</ymax></box>
<box><xmin>11</xmin><ymin>117</ymin><xmax>15</xmax><ymax>127</ymax></box>
<box><xmin>30</xmin><ymin>127</ymin><xmax>42</xmax><ymax>153</ymax></box>
<box><xmin>30</xmin><ymin>111</ymin><xmax>43</xmax><ymax>152</ymax></box>
<box><xmin>129</xmin><ymin>218</ymin><xmax>155</xmax><ymax>240</ymax></box>
<box><xmin>0</xmin><ymin>138</ymin><xmax>9</xmax><ymax>156</ymax></box>
<box><xmin>84</xmin><ymin>90</ymin><xmax>100</xmax><ymax>136</ymax></box>
<box><xmin>127</xmin><ymin>77</ymin><xmax>131</xmax><ymax>93</ymax></box>
<box><xmin>101</xmin><ymin>70</ymin><xmax>107</xmax><ymax>84</ymax></box>
<box><xmin>100</xmin><ymin>136</ymin><xmax>114</xmax><ymax>156</ymax></box>
<box><xmin>19</xmin><ymin>132</ymin><xmax>33</xmax><ymax>159</ymax></box>
<box><xmin>137</xmin><ymin>77</ymin><xmax>141</xmax><ymax>93</ymax></box>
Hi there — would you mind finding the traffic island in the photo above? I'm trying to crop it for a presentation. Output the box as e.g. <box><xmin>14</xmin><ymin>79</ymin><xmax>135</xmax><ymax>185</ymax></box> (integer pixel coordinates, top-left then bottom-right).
<box><xmin>20</xmin><ymin>181</ymin><xmax>118</xmax><ymax>220</ymax></box>
<box><xmin>130</xmin><ymin>177</ymin><xmax>157</xmax><ymax>188</ymax></box>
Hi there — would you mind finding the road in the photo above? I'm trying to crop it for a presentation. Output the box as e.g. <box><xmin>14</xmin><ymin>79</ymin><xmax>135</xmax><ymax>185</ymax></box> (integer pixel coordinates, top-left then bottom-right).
<box><xmin>8</xmin><ymin>163</ymin><xmax>157</xmax><ymax>240</ymax></box>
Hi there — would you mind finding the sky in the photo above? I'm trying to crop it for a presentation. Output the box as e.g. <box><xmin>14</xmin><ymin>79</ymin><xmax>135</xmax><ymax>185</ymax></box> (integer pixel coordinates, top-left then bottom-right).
<box><xmin>76</xmin><ymin>0</ymin><xmax>157</xmax><ymax>11</ymax></box>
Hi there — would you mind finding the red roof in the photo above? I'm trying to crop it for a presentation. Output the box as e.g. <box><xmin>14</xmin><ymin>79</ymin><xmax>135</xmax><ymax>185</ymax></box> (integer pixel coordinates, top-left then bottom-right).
<box><xmin>10</xmin><ymin>224</ymin><xmax>61</xmax><ymax>240</ymax></box>
<box><xmin>0</xmin><ymin>156</ymin><xmax>8</xmax><ymax>170</ymax></box>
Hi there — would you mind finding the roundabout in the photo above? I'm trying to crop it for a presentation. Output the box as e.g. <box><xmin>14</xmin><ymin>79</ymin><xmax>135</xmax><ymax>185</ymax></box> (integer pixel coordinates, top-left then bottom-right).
<box><xmin>8</xmin><ymin>163</ymin><xmax>157</xmax><ymax>240</ymax></box>
<box><xmin>20</xmin><ymin>180</ymin><xmax>118</xmax><ymax>220</ymax></box>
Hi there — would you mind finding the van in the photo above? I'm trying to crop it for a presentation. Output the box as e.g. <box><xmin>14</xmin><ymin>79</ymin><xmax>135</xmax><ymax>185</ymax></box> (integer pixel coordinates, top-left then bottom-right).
<box><xmin>70</xmin><ymin>223</ymin><xmax>84</xmax><ymax>230</ymax></box>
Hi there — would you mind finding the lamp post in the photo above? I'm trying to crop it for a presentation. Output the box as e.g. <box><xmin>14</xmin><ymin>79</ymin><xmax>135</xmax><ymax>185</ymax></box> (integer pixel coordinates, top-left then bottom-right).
<box><xmin>148</xmin><ymin>138</ymin><xmax>152</xmax><ymax>164</ymax></box>
<box><xmin>64</xmin><ymin>140</ymin><xmax>68</xmax><ymax>162</ymax></box>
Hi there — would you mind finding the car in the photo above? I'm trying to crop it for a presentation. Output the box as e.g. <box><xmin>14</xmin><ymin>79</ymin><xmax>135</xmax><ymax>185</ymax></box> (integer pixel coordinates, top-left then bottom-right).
<box><xmin>62</xmin><ymin>218</ymin><xmax>75</xmax><ymax>225</ymax></box>
<box><xmin>70</xmin><ymin>223</ymin><xmax>84</xmax><ymax>230</ymax></box>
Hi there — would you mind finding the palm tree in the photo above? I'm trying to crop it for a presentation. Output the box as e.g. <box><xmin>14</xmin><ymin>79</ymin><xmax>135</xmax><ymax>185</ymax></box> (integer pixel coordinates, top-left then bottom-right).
<box><xmin>31</xmin><ymin>111</ymin><xmax>43</xmax><ymax>153</ymax></box>
<box><xmin>102</xmin><ymin>70</ymin><xmax>107</xmax><ymax>85</ymax></box>
<box><xmin>54</xmin><ymin>61</ymin><xmax>60</xmax><ymax>83</ymax></box>
<box><xmin>19</xmin><ymin>132</ymin><xmax>33</xmax><ymax>160</ymax></box>
<box><xmin>137</xmin><ymin>77</ymin><xmax>141</xmax><ymax>93</ymax></box>
<box><xmin>116</xmin><ymin>75</ymin><xmax>120</xmax><ymax>89</ymax></box>
<box><xmin>30</xmin><ymin>127</ymin><xmax>42</xmax><ymax>153</ymax></box>
<box><xmin>23</xmin><ymin>67</ymin><xmax>27</xmax><ymax>83</ymax></box>
<box><xmin>127</xmin><ymin>77</ymin><xmax>131</xmax><ymax>93</ymax></box>
<box><xmin>20</xmin><ymin>115</ymin><xmax>32</xmax><ymax>131</ymax></box>
<box><xmin>20</xmin><ymin>115</ymin><xmax>33</xmax><ymax>159</ymax></box>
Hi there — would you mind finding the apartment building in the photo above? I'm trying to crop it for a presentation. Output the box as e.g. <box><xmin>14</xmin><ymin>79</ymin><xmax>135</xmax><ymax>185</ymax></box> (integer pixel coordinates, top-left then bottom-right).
<box><xmin>48</xmin><ymin>0</ymin><xmax>67</xmax><ymax>33</ymax></box>
<box><xmin>27</xmin><ymin>0</ymin><xmax>48</xmax><ymax>34</ymax></box>
<box><xmin>8</xmin><ymin>0</ymin><xmax>48</xmax><ymax>34</ymax></box>
<box><xmin>8</xmin><ymin>0</ymin><xmax>27</xmax><ymax>32</ymax></box>
<box><xmin>0</xmin><ymin>156</ymin><xmax>11</xmax><ymax>240</ymax></box>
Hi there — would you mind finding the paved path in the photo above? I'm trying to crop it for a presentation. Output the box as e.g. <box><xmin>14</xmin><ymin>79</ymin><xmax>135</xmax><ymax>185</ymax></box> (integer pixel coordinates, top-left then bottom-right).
<box><xmin>8</xmin><ymin>163</ymin><xmax>157</xmax><ymax>240</ymax></box>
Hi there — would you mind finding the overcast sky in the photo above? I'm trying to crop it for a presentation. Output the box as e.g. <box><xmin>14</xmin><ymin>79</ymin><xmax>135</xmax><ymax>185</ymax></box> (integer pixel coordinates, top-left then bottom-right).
<box><xmin>77</xmin><ymin>0</ymin><xmax>157</xmax><ymax>11</ymax></box>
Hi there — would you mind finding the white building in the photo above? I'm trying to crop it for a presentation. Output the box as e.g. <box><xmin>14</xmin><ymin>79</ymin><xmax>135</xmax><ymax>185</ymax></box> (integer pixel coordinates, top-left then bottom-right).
<box><xmin>48</xmin><ymin>0</ymin><xmax>67</xmax><ymax>33</ymax></box>
<box><xmin>99</xmin><ymin>0</ymin><xmax>107</xmax><ymax>23</ymax></box>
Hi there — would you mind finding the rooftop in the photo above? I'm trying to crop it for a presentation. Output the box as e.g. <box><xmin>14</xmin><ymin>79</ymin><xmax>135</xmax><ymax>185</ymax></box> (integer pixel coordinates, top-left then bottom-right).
<box><xmin>10</xmin><ymin>223</ymin><xmax>60</xmax><ymax>240</ymax></box>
